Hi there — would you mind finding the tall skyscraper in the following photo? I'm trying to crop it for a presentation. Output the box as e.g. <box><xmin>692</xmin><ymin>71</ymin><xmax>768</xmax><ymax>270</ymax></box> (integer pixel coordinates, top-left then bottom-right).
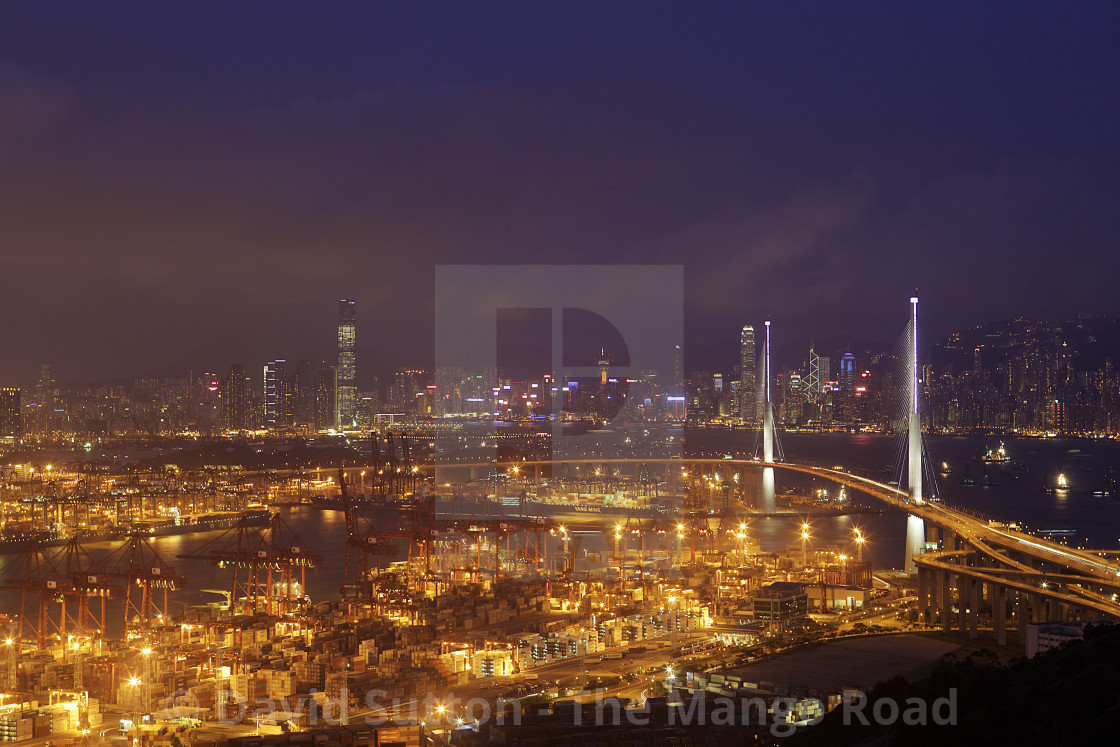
<box><xmin>337</xmin><ymin>299</ymin><xmax>357</xmax><ymax>427</ymax></box>
<box><xmin>803</xmin><ymin>346</ymin><xmax>820</xmax><ymax>402</ymax></box>
<box><xmin>222</xmin><ymin>364</ymin><xmax>250</xmax><ymax>430</ymax></box>
<box><xmin>297</xmin><ymin>359</ymin><xmax>317</xmax><ymax>425</ymax></box>
<box><xmin>264</xmin><ymin>359</ymin><xmax>287</xmax><ymax>428</ymax></box>
<box><xmin>280</xmin><ymin>371</ymin><xmax>299</xmax><ymax>427</ymax></box>
<box><xmin>739</xmin><ymin>325</ymin><xmax>756</xmax><ymax>423</ymax></box>
<box><xmin>818</xmin><ymin>356</ymin><xmax>831</xmax><ymax>389</ymax></box>
<box><xmin>316</xmin><ymin>364</ymin><xmax>338</xmax><ymax>431</ymax></box>
<box><xmin>839</xmin><ymin>353</ymin><xmax>856</xmax><ymax>398</ymax></box>
<box><xmin>0</xmin><ymin>388</ymin><xmax>21</xmax><ymax>439</ymax></box>
<box><xmin>839</xmin><ymin>352</ymin><xmax>856</xmax><ymax>421</ymax></box>
<box><xmin>36</xmin><ymin>363</ymin><xmax>54</xmax><ymax>436</ymax></box>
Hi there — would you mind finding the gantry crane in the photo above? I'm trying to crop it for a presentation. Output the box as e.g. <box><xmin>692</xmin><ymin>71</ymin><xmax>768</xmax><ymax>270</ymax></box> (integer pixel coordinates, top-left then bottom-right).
<box><xmin>179</xmin><ymin>510</ymin><xmax>318</xmax><ymax>616</ymax></box>
<box><xmin>105</xmin><ymin>532</ymin><xmax>185</xmax><ymax>640</ymax></box>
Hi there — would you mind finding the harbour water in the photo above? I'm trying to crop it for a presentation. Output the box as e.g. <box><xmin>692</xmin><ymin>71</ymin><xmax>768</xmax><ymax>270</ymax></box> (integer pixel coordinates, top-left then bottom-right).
<box><xmin>689</xmin><ymin>430</ymin><xmax>1120</xmax><ymax>572</ymax></box>
<box><xmin>2</xmin><ymin>432</ymin><xmax>1118</xmax><ymax>636</ymax></box>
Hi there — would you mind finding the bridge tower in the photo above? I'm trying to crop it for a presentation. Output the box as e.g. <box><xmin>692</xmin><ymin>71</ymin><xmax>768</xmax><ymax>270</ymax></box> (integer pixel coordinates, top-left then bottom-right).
<box><xmin>907</xmin><ymin>296</ymin><xmax>922</xmax><ymax>504</ymax></box>
<box><xmin>762</xmin><ymin>320</ymin><xmax>775</xmax><ymax>464</ymax></box>
<box><xmin>905</xmin><ymin>295</ymin><xmax>928</xmax><ymax>574</ymax></box>
<box><xmin>758</xmin><ymin>319</ymin><xmax>778</xmax><ymax>513</ymax></box>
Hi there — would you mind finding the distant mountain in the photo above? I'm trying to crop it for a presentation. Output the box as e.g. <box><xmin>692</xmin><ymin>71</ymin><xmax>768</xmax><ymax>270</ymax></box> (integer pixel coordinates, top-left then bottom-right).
<box><xmin>928</xmin><ymin>316</ymin><xmax>1120</xmax><ymax>373</ymax></box>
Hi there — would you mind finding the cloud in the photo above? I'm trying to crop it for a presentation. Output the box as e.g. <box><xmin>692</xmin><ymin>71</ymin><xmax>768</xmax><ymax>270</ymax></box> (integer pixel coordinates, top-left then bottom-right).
<box><xmin>0</xmin><ymin>65</ymin><xmax>75</xmax><ymax>149</ymax></box>
<box><xmin>679</xmin><ymin>174</ymin><xmax>877</xmax><ymax>314</ymax></box>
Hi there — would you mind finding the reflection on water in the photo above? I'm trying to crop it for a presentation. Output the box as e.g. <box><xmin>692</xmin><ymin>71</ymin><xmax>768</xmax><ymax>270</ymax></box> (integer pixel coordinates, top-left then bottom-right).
<box><xmin>3</xmin><ymin>433</ymin><xmax>1117</xmax><ymax>638</ymax></box>
<box><xmin>760</xmin><ymin>466</ymin><xmax>776</xmax><ymax>514</ymax></box>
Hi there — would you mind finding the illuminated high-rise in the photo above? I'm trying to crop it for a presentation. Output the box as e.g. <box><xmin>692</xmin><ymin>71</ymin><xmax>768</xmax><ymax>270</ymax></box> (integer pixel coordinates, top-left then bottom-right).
<box><xmin>0</xmin><ymin>388</ymin><xmax>20</xmax><ymax>439</ymax></box>
<box><xmin>36</xmin><ymin>363</ymin><xmax>54</xmax><ymax>435</ymax></box>
<box><xmin>316</xmin><ymin>364</ymin><xmax>338</xmax><ymax>431</ymax></box>
<box><xmin>839</xmin><ymin>353</ymin><xmax>856</xmax><ymax>395</ymax></box>
<box><xmin>264</xmin><ymin>359</ymin><xmax>287</xmax><ymax>428</ymax></box>
<box><xmin>739</xmin><ymin>325</ymin><xmax>756</xmax><ymax>423</ymax></box>
<box><xmin>222</xmin><ymin>364</ymin><xmax>250</xmax><ymax>431</ymax></box>
<box><xmin>839</xmin><ymin>352</ymin><xmax>856</xmax><ymax>419</ymax></box>
<box><xmin>337</xmin><ymin>299</ymin><xmax>357</xmax><ymax>427</ymax></box>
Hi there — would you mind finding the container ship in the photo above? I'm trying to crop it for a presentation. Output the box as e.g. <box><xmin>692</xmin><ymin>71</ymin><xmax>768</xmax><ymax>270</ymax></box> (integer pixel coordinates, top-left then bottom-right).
<box><xmin>439</xmin><ymin>494</ymin><xmax>678</xmax><ymax>522</ymax></box>
<box><xmin>129</xmin><ymin>507</ymin><xmax>273</xmax><ymax>536</ymax></box>
<box><xmin>311</xmin><ymin>491</ymin><xmax>679</xmax><ymax>522</ymax></box>
<box><xmin>0</xmin><ymin>508</ymin><xmax>272</xmax><ymax>554</ymax></box>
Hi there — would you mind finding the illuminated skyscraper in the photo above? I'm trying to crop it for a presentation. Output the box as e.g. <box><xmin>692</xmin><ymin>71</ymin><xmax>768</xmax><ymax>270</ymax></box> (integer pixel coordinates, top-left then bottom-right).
<box><xmin>316</xmin><ymin>364</ymin><xmax>338</xmax><ymax>431</ymax></box>
<box><xmin>264</xmin><ymin>359</ymin><xmax>287</xmax><ymax>428</ymax></box>
<box><xmin>739</xmin><ymin>325</ymin><xmax>756</xmax><ymax>423</ymax></box>
<box><xmin>222</xmin><ymin>364</ymin><xmax>250</xmax><ymax>431</ymax></box>
<box><xmin>36</xmin><ymin>363</ymin><xmax>53</xmax><ymax>435</ymax></box>
<box><xmin>297</xmin><ymin>359</ymin><xmax>317</xmax><ymax>425</ymax></box>
<box><xmin>839</xmin><ymin>352</ymin><xmax>856</xmax><ymax>421</ymax></box>
<box><xmin>337</xmin><ymin>299</ymin><xmax>357</xmax><ymax>427</ymax></box>
<box><xmin>840</xmin><ymin>353</ymin><xmax>856</xmax><ymax>397</ymax></box>
<box><xmin>0</xmin><ymin>388</ymin><xmax>20</xmax><ymax>439</ymax></box>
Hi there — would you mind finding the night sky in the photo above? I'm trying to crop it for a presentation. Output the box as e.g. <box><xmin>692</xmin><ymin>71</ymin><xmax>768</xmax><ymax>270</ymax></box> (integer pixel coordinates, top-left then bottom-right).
<box><xmin>3</xmin><ymin>2</ymin><xmax>1120</xmax><ymax>387</ymax></box>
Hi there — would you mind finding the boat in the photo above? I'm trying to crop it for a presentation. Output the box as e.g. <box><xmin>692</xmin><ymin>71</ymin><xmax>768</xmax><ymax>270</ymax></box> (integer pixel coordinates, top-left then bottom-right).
<box><xmin>939</xmin><ymin>461</ymin><xmax>951</xmax><ymax>475</ymax></box>
<box><xmin>1044</xmin><ymin>473</ymin><xmax>1070</xmax><ymax>494</ymax></box>
<box><xmin>438</xmin><ymin>494</ymin><xmax>674</xmax><ymax>522</ymax></box>
<box><xmin>0</xmin><ymin>509</ymin><xmax>273</xmax><ymax>554</ymax></box>
<box><xmin>130</xmin><ymin>508</ymin><xmax>272</xmax><ymax>536</ymax></box>
<box><xmin>0</xmin><ymin>527</ymin><xmax>124</xmax><ymax>554</ymax></box>
<box><xmin>960</xmin><ymin>464</ymin><xmax>975</xmax><ymax>486</ymax></box>
<box><xmin>977</xmin><ymin>442</ymin><xmax>1010</xmax><ymax>464</ymax></box>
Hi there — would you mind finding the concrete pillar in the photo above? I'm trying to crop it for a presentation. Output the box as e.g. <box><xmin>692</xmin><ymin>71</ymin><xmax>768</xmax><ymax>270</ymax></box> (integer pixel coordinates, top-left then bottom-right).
<box><xmin>940</xmin><ymin>571</ymin><xmax>952</xmax><ymax>632</ymax></box>
<box><xmin>930</xmin><ymin>569</ymin><xmax>941</xmax><ymax>625</ymax></box>
<box><xmin>993</xmin><ymin>584</ymin><xmax>1006</xmax><ymax>647</ymax></box>
<box><xmin>958</xmin><ymin>576</ymin><xmax>969</xmax><ymax>634</ymax></box>
<box><xmin>917</xmin><ymin>566</ymin><xmax>929</xmax><ymax>624</ymax></box>
<box><xmin>968</xmin><ymin>577</ymin><xmax>980</xmax><ymax>639</ymax></box>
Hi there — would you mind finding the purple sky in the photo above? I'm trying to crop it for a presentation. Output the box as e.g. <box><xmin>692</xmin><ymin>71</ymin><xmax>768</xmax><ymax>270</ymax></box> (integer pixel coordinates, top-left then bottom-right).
<box><xmin>2</xmin><ymin>2</ymin><xmax>1119</xmax><ymax>387</ymax></box>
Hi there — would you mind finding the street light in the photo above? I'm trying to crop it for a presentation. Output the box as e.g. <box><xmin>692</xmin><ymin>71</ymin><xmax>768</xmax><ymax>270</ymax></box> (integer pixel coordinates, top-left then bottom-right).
<box><xmin>801</xmin><ymin>523</ymin><xmax>811</xmax><ymax>566</ymax></box>
<box><xmin>854</xmin><ymin>529</ymin><xmax>866</xmax><ymax>562</ymax></box>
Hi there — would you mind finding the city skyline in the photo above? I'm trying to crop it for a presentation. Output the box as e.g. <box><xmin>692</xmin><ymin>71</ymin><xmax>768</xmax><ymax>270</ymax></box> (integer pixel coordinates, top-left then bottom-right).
<box><xmin>3</xmin><ymin>306</ymin><xmax>1119</xmax><ymax>438</ymax></box>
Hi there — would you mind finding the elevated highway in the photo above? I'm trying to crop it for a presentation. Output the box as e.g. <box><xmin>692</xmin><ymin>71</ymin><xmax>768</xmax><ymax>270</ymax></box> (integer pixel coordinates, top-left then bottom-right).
<box><xmin>467</xmin><ymin>457</ymin><xmax>1120</xmax><ymax>644</ymax></box>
